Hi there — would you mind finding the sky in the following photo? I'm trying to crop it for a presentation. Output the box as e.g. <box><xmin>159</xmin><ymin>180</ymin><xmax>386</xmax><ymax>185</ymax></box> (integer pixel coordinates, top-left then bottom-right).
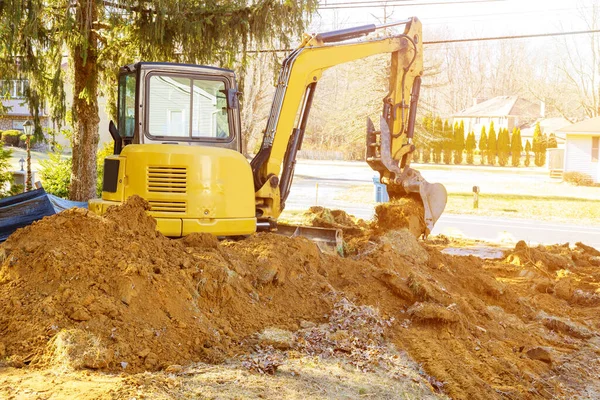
<box><xmin>310</xmin><ymin>0</ymin><xmax>592</xmax><ymax>39</ymax></box>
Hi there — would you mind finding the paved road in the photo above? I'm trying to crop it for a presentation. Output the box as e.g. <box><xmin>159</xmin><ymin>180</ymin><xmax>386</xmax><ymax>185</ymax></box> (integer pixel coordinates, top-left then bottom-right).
<box><xmin>286</xmin><ymin>161</ymin><xmax>600</xmax><ymax>249</ymax></box>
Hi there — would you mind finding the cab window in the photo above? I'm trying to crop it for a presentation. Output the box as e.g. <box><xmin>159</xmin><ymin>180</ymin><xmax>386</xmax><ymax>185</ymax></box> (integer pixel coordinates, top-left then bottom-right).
<box><xmin>118</xmin><ymin>72</ymin><xmax>136</xmax><ymax>138</ymax></box>
<box><xmin>147</xmin><ymin>75</ymin><xmax>230</xmax><ymax>139</ymax></box>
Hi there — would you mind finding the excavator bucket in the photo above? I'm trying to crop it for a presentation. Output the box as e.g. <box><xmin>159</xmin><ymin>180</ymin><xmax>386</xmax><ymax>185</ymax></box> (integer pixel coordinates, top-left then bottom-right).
<box><xmin>392</xmin><ymin>167</ymin><xmax>448</xmax><ymax>236</ymax></box>
<box><xmin>388</xmin><ymin>167</ymin><xmax>448</xmax><ymax>237</ymax></box>
<box><xmin>418</xmin><ymin>181</ymin><xmax>448</xmax><ymax>234</ymax></box>
<box><xmin>368</xmin><ymin>116</ymin><xmax>447</xmax><ymax>237</ymax></box>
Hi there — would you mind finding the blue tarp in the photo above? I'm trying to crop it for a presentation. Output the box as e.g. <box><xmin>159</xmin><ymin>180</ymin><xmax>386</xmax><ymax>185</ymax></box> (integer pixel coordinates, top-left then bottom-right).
<box><xmin>0</xmin><ymin>189</ymin><xmax>88</xmax><ymax>242</ymax></box>
<box><xmin>47</xmin><ymin>194</ymin><xmax>88</xmax><ymax>212</ymax></box>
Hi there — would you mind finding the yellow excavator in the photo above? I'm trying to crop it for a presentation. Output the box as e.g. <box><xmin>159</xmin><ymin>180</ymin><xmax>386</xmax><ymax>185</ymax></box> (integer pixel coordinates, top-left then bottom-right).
<box><xmin>88</xmin><ymin>17</ymin><xmax>447</xmax><ymax>239</ymax></box>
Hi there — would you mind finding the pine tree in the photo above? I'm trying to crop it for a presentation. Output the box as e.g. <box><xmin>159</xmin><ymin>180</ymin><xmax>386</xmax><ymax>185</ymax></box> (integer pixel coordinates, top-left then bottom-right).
<box><xmin>525</xmin><ymin>140</ymin><xmax>532</xmax><ymax>167</ymax></box>
<box><xmin>421</xmin><ymin>115</ymin><xmax>433</xmax><ymax>163</ymax></box>
<box><xmin>466</xmin><ymin>132</ymin><xmax>476</xmax><ymax>165</ymax></box>
<box><xmin>433</xmin><ymin>117</ymin><xmax>443</xmax><ymax>163</ymax></box>
<box><xmin>532</xmin><ymin>122</ymin><xmax>545</xmax><ymax>167</ymax></box>
<box><xmin>421</xmin><ymin>118</ymin><xmax>430</xmax><ymax>162</ymax></box>
<box><xmin>511</xmin><ymin>127</ymin><xmax>523</xmax><ymax>167</ymax></box>
<box><xmin>539</xmin><ymin>133</ymin><xmax>548</xmax><ymax>166</ymax></box>
<box><xmin>479</xmin><ymin>126</ymin><xmax>488</xmax><ymax>165</ymax></box>
<box><xmin>443</xmin><ymin>120</ymin><xmax>453</xmax><ymax>164</ymax></box>
<box><xmin>454</xmin><ymin>120</ymin><xmax>465</xmax><ymax>164</ymax></box>
<box><xmin>487</xmin><ymin>121</ymin><xmax>497</xmax><ymax>166</ymax></box>
<box><xmin>496</xmin><ymin>128</ymin><xmax>508</xmax><ymax>166</ymax></box>
<box><xmin>547</xmin><ymin>133</ymin><xmax>558</xmax><ymax>148</ymax></box>
<box><xmin>0</xmin><ymin>1</ymin><xmax>316</xmax><ymax>200</ymax></box>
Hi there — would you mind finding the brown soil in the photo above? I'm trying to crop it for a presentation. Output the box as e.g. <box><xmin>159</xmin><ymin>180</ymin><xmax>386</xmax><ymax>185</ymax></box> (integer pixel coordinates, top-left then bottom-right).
<box><xmin>373</xmin><ymin>196</ymin><xmax>426</xmax><ymax>236</ymax></box>
<box><xmin>303</xmin><ymin>197</ymin><xmax>426</xmax><ymax>254</ymax></box>
<box><xmin>1</xmin><ymin>197</ymin><xmax>600</xmax><ymax>399</ymax></box>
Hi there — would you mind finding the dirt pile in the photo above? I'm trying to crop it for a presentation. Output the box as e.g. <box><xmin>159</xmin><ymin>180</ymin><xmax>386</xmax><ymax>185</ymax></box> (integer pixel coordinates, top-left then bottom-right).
<box><xmin>0</xmin><ymin>197</ymin><xmax>335</xmax><ymax>372</ymax></box>
<box><xmin>1</xmin><ymin>197</ymin><xmax>600</xmax><ymax>399</ymax></box>
<box><xmin>303</xmin><ymin>197</ymin><xmax>426</xmax><ymax>254</ymax></box>
<box><xmin>373</xmin><ymin>196</ymin><xmax>426</xmax><ymax>236</ymax></box>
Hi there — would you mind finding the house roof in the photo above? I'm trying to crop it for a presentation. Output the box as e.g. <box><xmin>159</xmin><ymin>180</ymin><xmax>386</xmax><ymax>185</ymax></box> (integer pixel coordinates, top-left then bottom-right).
<box><xmin>521</xmin><ymin>117</ymin><xmax>572</xmax><ymax>140</ymax></box>
<box><xmin>454</xmin><ymin>96</ymin><xmax>542</xmax><ymax>118</ymax></box>
<box><xmin>556</xmin><ymin>116</ymin><xmax>600</xmax><ymax>135</ymax></box>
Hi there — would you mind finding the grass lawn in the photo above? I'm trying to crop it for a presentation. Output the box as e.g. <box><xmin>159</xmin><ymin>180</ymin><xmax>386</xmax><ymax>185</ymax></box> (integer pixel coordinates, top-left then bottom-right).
<box><xmin>332</xmin><ymin>185</ymin><xmax>600</xmax><ymax>225</ymax></box>
<box><xmin>445</xmin><ymin>193</ymin><xmax>600</xmax><ymax>223</ymax></box>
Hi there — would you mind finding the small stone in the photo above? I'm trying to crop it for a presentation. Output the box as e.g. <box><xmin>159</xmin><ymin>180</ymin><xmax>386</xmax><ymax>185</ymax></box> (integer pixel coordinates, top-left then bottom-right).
<box><xmin>526</xmin><ymin>347</ymin><xmax>552</xmax><ymax>364</ymax></box>
<box><xmin>144</xmin><ymin>352</ymin><xmax>159</xmax><ymax>368</ymax></box>
<box><xmin>257</xmin><ymin>264</ymin><xmax>278</xmax><ymax>284</ymax></box>
<box><xmin>138</xmin><ymin>348</ymin><xmax>151</xmax><ymax>358</ymax></box>
<box><xmin>257</xmin><ymin>328</ymin><xmax>295</xmax><ymax>350</ymax></box>
<box><xmin>70</xmin><ymin>307</ymin><xmax>91</xmax><ymax>321</ymax></box>
<box><xmin>299</xmin><ymin>320</ymin><xmax>316</xmax><ymax>329</ymax></box>
<box><xmin>81</xmin><ymin>294</ymin><xmax>95</xmax><ymax>307</ymax></box>
<box><xmin>514</xmin><ymin>240</ymin><xmax>528</xmax><ymax>252</ymax></box>
<box><xmin>165</xmin><ymin>364</ymin><xmax>183</xmax><ymax>373</ymax></box>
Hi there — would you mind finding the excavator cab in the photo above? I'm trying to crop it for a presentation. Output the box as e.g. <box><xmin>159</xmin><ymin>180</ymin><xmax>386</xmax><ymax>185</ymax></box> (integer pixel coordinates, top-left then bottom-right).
<box><xmin>90</xmin><ymin>63</ymin><xmax>258</xmax><ymax>237</ymax></box>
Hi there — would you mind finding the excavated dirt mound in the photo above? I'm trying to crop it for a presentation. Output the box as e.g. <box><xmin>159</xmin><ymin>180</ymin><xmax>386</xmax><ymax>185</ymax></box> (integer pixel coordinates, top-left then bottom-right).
<box><xmin>1</xmin><ymin>197</ymin><xmax>600</xmax><ymax>399</ymax></box>
<box><xmin>373</xmin><ymin>196</ymin><xmax>426</xmax><ymax>236</ymax></box>
<box><xmin>303</xmin><ymin>197</ymin><xmax>426</xmax><ymax>254</ymax></box>
<box><xmin>0</xmin><ymin>197</ymin><xmax>338</xmax><ymax>372</ymax></box>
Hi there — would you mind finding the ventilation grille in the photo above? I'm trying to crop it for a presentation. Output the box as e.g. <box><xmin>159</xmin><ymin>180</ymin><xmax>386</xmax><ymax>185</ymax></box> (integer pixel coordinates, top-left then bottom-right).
<box><xmin>148</xmin><ymin>200</ymin><xmax>186</xmax><ymax>214</ymax></box>
<box><xmin>147</xmin><ymin>166</ymin><xmax>187</xmax><ymax>193</ymax></box>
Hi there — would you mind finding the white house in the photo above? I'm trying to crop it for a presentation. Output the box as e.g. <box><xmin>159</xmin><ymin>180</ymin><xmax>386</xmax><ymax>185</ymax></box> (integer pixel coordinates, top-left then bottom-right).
<box><xmin>1</xmin><ymin>70</ymin><xmax>112</xmax><ymax>149</ymax></box>
<box><xmin>520</xmin><ymin>117</ymin><xmax>572</xmax><ymax>147</ymax></box>
<box><xmin>0</xmin><ymin>79</ymin><xmax>51</xmax><ymax>132</ymax></box>
<box><xmin>453</xmin><ymin>96</ymin><xmax>543</xmax><ymax>141</ymax></box>
<box><xmin>557</xmin><ymin>117</ymin><xmax>600</xmax><ymax>183</ymax></box>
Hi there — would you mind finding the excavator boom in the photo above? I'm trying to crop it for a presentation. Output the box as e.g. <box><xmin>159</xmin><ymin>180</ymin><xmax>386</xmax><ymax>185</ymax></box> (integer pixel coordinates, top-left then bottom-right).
<box><xmin>251</xmin><ymin>17</ymin><xmax>447</xmax><ymax>236</ymax></box>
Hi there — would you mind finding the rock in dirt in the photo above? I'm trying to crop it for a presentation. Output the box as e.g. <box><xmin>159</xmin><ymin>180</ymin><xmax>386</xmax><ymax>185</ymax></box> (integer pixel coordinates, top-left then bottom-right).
<box><xmin>526</xmin><ymin>347</ymin><xmax>552</xmax><ymax>364</ymax></box>
<box><xmin>257</xmin><ymin>328</ymin><xmax>295</xmax><ymax>350</ymax></box>
<box><xmin>407</xmin><ymin>302</ymin><xmax>460</xmax><ymax>324</ymax></box>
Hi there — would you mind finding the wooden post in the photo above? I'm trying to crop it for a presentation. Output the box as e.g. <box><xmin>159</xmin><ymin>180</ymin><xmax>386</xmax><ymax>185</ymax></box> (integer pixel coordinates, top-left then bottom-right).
<box><xmin>473</xmin><ymin>185</ymin><xmax>479</xmax><ymax>209</ymax></box>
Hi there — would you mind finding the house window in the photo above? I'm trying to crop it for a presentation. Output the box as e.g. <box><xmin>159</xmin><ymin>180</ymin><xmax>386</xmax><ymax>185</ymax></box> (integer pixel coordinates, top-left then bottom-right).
<box><xmin>0</xmin><ymin>79</ymin><xmax>28</xmax><ymax>99</ymax></box>
<box><xmin>593</xmin><ymin>137</ymin><xmax>599</xmax><ymax>162</ymax></box>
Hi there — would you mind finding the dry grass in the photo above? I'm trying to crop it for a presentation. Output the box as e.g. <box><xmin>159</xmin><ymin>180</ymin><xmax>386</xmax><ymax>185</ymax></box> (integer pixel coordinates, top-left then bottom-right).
<box><xmin>0</xmin><ymin>356</ymin><xmax>447</xmax><ymax>400</ymax></box>
<box><xmin>329</xmin><ymin>185</ymin><xmax>600</xmax><ymax>225</ymax></box>
<box><xmin>445</xmin><ymin>193</ymin><xmax>600</xmax><ymax>223</ymax></box>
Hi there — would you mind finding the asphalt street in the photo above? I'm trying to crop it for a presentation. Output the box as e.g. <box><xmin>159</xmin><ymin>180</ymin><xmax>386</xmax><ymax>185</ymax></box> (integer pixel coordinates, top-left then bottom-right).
<box><xmin>285</xmin><ymin>161</ymin><xmax>600</xmax><ymax>249</ymax></box>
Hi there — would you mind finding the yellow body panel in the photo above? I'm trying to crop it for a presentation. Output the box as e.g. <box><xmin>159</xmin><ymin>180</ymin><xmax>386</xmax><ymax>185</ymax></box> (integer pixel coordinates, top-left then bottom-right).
<box><xmin>89</xmin><ymin>144</ymin><xmax>256</xmax><ymax>236</ymax></box>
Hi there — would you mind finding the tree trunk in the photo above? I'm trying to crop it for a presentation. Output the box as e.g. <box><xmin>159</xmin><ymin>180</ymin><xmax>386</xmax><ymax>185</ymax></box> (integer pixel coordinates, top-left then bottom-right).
<box><xmin>69</xmin><ymin>0</ymin><xmax>100</xmax><ymax>201</ymax></box>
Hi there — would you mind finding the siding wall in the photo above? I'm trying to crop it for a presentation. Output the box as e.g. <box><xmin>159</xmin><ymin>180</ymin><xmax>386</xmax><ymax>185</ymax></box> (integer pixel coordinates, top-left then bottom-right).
<box><xmin>564</xmin><ymin>134</ymin><xmax>599</xmax><ymax>182</ymax></box>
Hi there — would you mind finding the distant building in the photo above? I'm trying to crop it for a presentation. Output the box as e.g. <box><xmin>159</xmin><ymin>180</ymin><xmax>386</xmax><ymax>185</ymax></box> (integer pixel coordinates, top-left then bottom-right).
<box><xmin>1</xmin><ymin>72</ymin><xmax>112</xmax><ymax>148</ymax></box>
<box><xmin>0</xmin><ymin>79</ymin><xmax>51</xmax><ymax>133</ymax></box>
<box><xmin>453</xmin><ymin>96</ymin><xmax>543</xmax><ymax>140</ymax></box>
<box><xmin>520</xmin><ymin>117</ymin><xmax>572</xmax><ymax>147</ymax></box>
<box><xmin>557</xmin><ymin>117</ymin><xmax>600</xmax><ymax>183</ymax></box>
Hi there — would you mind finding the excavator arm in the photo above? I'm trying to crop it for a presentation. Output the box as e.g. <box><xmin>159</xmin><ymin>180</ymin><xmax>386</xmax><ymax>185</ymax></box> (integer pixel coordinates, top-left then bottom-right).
<box><xmin>250</xmin><ymin>17</ymin><xmax>447</xmax><ymax>235</ymax></box>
